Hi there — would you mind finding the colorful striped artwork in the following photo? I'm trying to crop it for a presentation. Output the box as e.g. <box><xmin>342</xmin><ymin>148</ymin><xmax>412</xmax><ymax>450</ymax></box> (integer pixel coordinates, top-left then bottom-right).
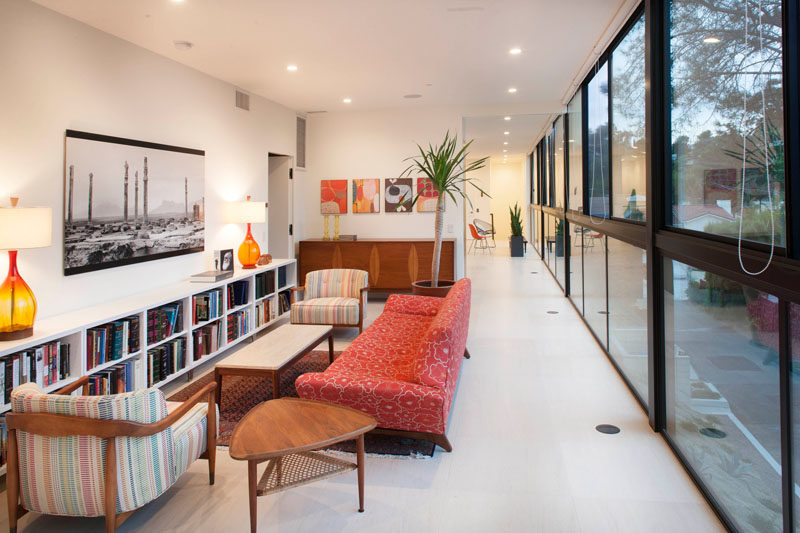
<box><xmin>320</xmin><ymin>179</ymin><xmax>347</xmax><ymax>214</ymax></box>
<box><xmin>352</xmin><ymin>179</ymin><xmax>380</xmax><ymax>213</ymax></box>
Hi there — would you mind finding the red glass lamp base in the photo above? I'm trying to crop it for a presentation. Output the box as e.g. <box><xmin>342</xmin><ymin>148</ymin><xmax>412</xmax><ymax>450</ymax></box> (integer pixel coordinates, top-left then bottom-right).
<box><xmin>0</xmin><ymin>250</ymin><xmax>37</xmax><ymax>341</ymax></box>
<box><xmin>238</xmin><ymin>223</ymin><xmax>261</xmax><ymax>269</ymax></box>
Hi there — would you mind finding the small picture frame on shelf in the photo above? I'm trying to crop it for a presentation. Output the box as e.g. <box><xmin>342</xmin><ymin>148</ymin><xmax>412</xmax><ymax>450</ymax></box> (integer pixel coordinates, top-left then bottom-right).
<box><xmin>218</xmin><ymin>249</ymin><xmax>234</xmax><ymax>272</ymax></box>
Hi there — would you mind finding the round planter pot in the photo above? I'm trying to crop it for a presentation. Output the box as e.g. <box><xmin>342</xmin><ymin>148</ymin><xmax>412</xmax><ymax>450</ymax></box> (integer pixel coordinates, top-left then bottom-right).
<box><xmin>411</xmin><ymin>280</ymin><xmax>455</xmax><ymax>297</ymax></box>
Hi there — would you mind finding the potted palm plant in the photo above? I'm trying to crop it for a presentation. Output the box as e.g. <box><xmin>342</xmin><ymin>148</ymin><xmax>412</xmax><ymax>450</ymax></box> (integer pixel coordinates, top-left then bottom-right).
<box><xmin>401</xmin><ymin>131</ymin><xmax>488</xmax><ymax>296</ymax></box>
<box><xmin>555</xmin><ymin>219</ymin><xmax>565</xmax><ymax>257</ymax></box>
<box><xmin>509</xmin><ymin>203</ymin><xmax>525</xmax><ymax>257</ymax></box>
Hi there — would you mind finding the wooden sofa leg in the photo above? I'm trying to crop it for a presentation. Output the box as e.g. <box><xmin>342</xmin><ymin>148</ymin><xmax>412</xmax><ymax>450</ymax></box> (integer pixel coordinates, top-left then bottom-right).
<box><xmin>432</xmin><ymin>434</ymin><xmax>453</xmax><ymax>453</ymax></box>
<box><xmin>463</xmin><ymin>348</ymin><xmax>471</xmax><ymax>359</ymax></box>
<box><xmin>207</xmin><ymin>388</ymin><xmax>217</xmax><ymax>485</ymax></box>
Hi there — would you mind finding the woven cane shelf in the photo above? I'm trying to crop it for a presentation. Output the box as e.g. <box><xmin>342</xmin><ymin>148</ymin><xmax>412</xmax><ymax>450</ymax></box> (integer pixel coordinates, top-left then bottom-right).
<box><xmin>256</xmin><ymin>451</ymin><xmax>356</xmax><ymax>496</ymax></box>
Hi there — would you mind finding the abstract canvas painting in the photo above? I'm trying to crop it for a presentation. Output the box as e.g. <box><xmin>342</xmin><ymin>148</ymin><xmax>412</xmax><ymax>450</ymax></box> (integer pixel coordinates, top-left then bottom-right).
<box><xmin>416</xmin><ymin>177</ymin><xmax>441</xmax><ymax>212</ymax></box>
<box><xmin>320</xmin><ymin>179</ymin><xmax>348</xmax><ymax>214</ymax></box>
<box><xmin>63</xmin><ymin>130</ymin><xmax>205</xmax><ymax>276</ymax></box>
<box><xmin>352</xmin><ymin>179</ymin><xmax>380</xmax><ymax>213</ymax></box>
<box><xmin>384</xmin><ymin>178</ymin><xmax>413</xmax><ymax>212</ymax></box>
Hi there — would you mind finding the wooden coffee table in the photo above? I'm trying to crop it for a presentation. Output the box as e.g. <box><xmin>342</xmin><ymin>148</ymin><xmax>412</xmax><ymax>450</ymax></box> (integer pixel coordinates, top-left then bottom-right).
<box><xmin>229</xmin><ymin>398</ymin><xmax>377</xmax><ymax>533</ymax></box>
<box><xmin>213</xmin><ymin>324</ymin><xmax>333</xmax><ymax>405</ymax></box>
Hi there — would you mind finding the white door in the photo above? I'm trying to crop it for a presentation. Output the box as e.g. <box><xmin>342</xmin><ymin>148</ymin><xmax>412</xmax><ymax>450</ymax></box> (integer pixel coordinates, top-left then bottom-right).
<box><xmin>268</xmin><ymin>155</ymin><xmax>293</xmax><ymax>259</ymax></box>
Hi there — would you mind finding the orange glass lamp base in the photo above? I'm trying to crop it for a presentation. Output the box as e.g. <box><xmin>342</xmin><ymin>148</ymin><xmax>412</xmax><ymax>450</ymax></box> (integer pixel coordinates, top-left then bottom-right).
<box><xmin>238</xmin><ymin>223</ymin><xmax>261</xmax><ymax>269</ymax></box>
<box><xmin>0</xmin><ymin>250</ymin><xmax>37</xmax><ymax>341</ymax></box>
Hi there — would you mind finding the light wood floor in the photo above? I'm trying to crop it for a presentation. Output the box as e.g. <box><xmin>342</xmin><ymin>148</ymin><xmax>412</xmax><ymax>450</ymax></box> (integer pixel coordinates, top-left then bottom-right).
<box><xmin>0</xmin><ymin>251</ymin><xmax>724</xmax><ymax>532</ymax></box>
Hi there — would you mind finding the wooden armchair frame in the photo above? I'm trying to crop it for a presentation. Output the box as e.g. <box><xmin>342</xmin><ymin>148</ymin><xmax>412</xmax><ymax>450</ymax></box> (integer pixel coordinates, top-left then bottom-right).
<box><xmin>5</xmin><ymin>378</ymin><xmax>217</xmax><ymax>533</ymax></box>
<box><xmin>291</xmin><ymin>285</ymin><xmax>369</xmax><ymax>333</ymax></box>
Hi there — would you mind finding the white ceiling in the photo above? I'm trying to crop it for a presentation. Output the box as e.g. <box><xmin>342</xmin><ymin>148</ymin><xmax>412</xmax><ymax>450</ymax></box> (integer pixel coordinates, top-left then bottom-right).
<box><xmin>464</xmin><ymin>113</ymin><xmax>550</xmax><ymax>161</ymax></box>
<box><xmin>32</xmin><ymin>0</ymin><xmax>626</xmax><ymax>115</ymax></box>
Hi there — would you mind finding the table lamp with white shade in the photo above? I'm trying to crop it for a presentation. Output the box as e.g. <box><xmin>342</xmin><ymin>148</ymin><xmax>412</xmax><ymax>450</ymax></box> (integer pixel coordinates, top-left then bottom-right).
<box><xmin>223</xmin><ymin>196</ymin><xmax>266</xmax><ymax>269</ymax></box>
<box><xmin>0</xmin><ymin>197</ymin><xmax>52</xmax><ymax>341</ymax></box>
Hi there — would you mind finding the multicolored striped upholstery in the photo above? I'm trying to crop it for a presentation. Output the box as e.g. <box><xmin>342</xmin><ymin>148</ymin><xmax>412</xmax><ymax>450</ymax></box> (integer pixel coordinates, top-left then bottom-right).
<box><xmin>292</xmin><ymin>269</ymin><xmax>368</xmax><ymax>327</ymax></box>
<box><xmin>305</xmin><ymin>269</ymin><xmax>368</xmax><ymax>299</ymax></box>
<box><xmin>291</xmin><ymin>297</ymin><xmax>360</xmax><ymax>325</ymax></box>
<box><xmin>11</xmin><ymin>383</ymin><xmax>211</xmax><ymax>517</ymax></box>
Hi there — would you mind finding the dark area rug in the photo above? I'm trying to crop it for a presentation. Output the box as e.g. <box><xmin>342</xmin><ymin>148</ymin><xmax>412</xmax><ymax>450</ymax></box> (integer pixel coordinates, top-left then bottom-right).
<box><xmin>167</xmin><ymin>350</ymin><xmax>435</xmax><ymax>456</ymax></box>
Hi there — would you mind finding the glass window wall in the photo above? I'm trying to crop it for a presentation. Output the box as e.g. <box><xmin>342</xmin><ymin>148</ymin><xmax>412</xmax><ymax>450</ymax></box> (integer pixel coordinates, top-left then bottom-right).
<box><xmin>669</xmin><ymin>0</ymin><xmax>785</xmax><ymax>246</ymax></box>
<box><xmin>611</xmin><ymin>16</ymin><xmax>646</xmax><ymax>221</ymax></box>
<box><xmin>665</xmin><ymin>259</ymin><xmax>782</xmax><ymax>532</ymax></box>
<box><xmin>569</xmin><ymin>225</ymin><xmax>584</xmax><ymax>314</ymax></box>
<box><xmin>568</xmin><ymin>90</ymin><xmax>583</xmax><ymax>212</ymax></box>
<box><xmin>554</xmin><ymin>217</ymin><xmax>565</xmax><ymax>289</ymax></box>
<box><xmin>588</xmin><ymin>63</ymin><xmax>610</xmax><ymax>218</ymax></box>
<box><xmin>583</xmin><ymin>231</ymin><xmax>607</xmax><ymax>347</ymax></box>
<box><xmin>554</xmin><ymin>116</ymin><xmax>565</xmax><ymax>209</ymax></box>
<box><xmin>608</xmin><ymin>238</ymin><xmax>648</xmax><ymax>403</ymax></box>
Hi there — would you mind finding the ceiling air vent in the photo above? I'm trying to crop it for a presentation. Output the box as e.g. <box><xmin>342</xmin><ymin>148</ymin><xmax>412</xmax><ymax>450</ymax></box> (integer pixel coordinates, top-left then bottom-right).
<box><xmin>296</xmin><ymin>115</ymin><xmax>306</xmax><ymax>169</ymax></box>
<box><xmin>235</xmin><ymin>90</ymin><xmax>250</xmax><ymax>111</ymax></box>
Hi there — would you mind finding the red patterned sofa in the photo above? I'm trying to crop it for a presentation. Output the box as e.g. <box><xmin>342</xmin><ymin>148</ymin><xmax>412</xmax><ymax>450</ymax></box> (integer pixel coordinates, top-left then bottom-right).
<box><xmin>295</xmin><ymin>278</ymin><xmax>471</xmax><ymax>452</ymax></box>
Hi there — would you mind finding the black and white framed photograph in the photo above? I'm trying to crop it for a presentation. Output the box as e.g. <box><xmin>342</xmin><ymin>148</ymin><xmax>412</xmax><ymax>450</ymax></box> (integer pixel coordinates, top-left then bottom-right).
<box><xmin>218</xmin><ymin>249</ymin><xmax>234</xmax><ymax>272</ymax></box>
<box><xmin>63</xmin><ymin>130</ymin><xmax>205</xmax><ymax>276</ymax></box>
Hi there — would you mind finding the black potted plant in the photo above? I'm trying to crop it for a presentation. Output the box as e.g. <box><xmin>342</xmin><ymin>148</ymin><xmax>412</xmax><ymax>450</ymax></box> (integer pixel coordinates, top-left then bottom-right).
<box><xmin>401</xmin><ymin>131</ymin><xmax>489</xmax><ymax>296</ymax></box>
<box><xmin>509</xmin><ymin>202</ymin><xmax>524</xmax><ymax>257</ymax></box>
<box><xmin>555</xmin><ymin>219</ymin><xmax>565</xmax><ymax>257</ymax></box>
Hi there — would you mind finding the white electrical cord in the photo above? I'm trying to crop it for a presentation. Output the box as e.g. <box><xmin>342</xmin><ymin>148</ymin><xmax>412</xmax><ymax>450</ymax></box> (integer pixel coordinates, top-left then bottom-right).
<box><xmin>737</xmin><ymin>0</ymin><xmax>775</xmax><ymax>276</ymax></box>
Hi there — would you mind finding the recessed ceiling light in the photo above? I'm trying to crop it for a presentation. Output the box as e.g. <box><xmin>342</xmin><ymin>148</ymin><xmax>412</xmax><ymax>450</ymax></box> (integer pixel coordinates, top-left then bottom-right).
<box><xmin>503</xmin><ymin>141</ymin><xmax>508</xmax><ymax>145</ymax></box>
<box><xmin>171</xmin><ymin>0</ymin><xmax>185</xmax><ymax>3</ymax></box>
<box><xmin>703</xmin><ymin>37</ymin><xmax>721</xmax><ymax>44</ymax></box>
<box><xmin>173</xmin><ymin>40</ymin><xmax>193</xmax><ymax>51</ymax></box>
<box><xmin>503</xmin><ymin>149</ymin><xmax>507</xmax><ymax>153</ymax></box>
<box><xmin>508</xmin><ymin>87</ymin><xmax>517</xmax><ymax>94</ymax></box>
<box><xmin>504</xmin><ymin>116</ymin><xmax>511</xmax><ymax>121</ymax></box>
<box><xmin>509</xmin><ymin>47</ymin><xmax>522</xmax><ymax>55</ymax></box>
<box><xmin>287</xmin><ymin>65</ymin><xmax>298</xmax><ymax>71</ymax></box>
<box><xmin>504</xmin><ymin>131</ymin><xmax>510</xmax><ymax>135</ymax></box>
<box><xmin>343</xmin><ymin>97</ymin><xmax>352</xmax><ymax>104</ymax></box>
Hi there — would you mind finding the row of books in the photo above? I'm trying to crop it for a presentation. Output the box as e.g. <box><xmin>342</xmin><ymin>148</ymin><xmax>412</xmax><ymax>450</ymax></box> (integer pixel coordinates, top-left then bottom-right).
<box><xmin>277</xmin><ymin>291</ymin><xmax>291</xmax><ymax>315</ymax></box>
<box><xmin>255</xmin><ymin>271</ymin><xmax>276</xmax><ymax>300</ymax></box>
<box><xmin>86</xmin><ymin>359</ymin><xmax>137</xmax><ymax>395</ymax></box>
<box><xmin>87</xmin><ymin>316</ymin><xmax>139</xmax><ymax>370</ymax></box>
<box><xmin>227</xmin><ymin>309</ymin><xmax>251</xmax><ymax>342</ymax></box>
<box><xmin>227</xmin><ymin>280</ymin><xmax>249</xmax><ymax>308</ymax></box>
<box><xmin>2</xmin><ymin>341</ymin><xmax>71</xmax><ymax>404</ymax></box>
<box><xmin>277</xmin><ymin>266</ymin><xmax>287</xmax><ymax>288</ymax></box>
<box><xmin>147</xmin><ymin>302</ymin><xmax>183</xmax><ymax>345</ymax></box>
<box><xmin>147</xmin><ymin>337</ymin><xmax>187</xmax><ymax>387</ymax></box>
<box><xmin>192</xmin><ymin>288</ymin><xmax>223</xmax><ymax>325</ymax></box>
<box><xmin>192</xmin><ymin>321</ymin><xmax>223</xmax><ymax>359</ymax></box>
<box><xmin>255</xmin><ymin>298</ymin><xmax>275</xmax><ymax>328</ymax></box>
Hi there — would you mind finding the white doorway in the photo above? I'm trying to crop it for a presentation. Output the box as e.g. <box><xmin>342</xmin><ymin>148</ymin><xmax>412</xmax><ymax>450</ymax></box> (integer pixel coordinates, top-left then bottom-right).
<box><xmin>268</xmin><ymin>154</ymin><xmax>293</xmax><ymax>259</ymax></box>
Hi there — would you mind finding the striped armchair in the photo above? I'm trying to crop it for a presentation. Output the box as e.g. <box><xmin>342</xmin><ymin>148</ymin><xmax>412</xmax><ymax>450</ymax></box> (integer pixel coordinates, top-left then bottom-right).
<box><xmin>5</xmin><ymin>378</ymin><xmax>217</xmax><ymax>533</ymax></box>
<box><xmin>291</xmin><ymin>269</ymin><xmax>369</xmax><ymax>333</ymax></box>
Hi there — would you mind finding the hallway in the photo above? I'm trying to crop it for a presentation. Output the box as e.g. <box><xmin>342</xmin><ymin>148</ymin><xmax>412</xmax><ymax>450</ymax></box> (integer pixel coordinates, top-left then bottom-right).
<box><xmin>1</xmin><ymin>253</ymin><xmax>724</xmax><ymax>532</ymax></box>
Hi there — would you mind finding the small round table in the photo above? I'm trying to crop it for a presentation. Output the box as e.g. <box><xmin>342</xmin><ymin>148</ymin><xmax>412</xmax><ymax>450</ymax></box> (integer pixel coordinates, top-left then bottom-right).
<box><xmin>229</xmin><ymin>398</ymin><xmax>377</xmax><ymax>533</ymax></box>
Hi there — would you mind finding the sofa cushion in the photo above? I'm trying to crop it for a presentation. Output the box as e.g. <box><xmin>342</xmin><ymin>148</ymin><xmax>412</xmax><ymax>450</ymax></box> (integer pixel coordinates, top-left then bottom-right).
<box><xmin>291</xmin><ymin>296</ymin><xmax>360</xmax><ymax>325</ymax></box>
<box><xmin>305</xmin><ymin>268</ymin><xmax>368</xmax><ymax>299</ymax></box>
<box><xmin>414</xmin><ymin>279</ymin><xmax>471</xmax><ymax>390</ymax></box>
<box><xmin>326</xmin><ymin>310</ymin><xmax>434</xmax><ymax>382</ymax></box>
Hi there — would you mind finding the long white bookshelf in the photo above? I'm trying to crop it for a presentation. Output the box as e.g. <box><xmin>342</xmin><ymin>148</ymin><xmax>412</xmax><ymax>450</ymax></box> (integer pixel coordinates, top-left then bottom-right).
<box><xmin>0</xmin><ymin>258</ymin><xmax>298</xmax><ymax>410</ymax></box>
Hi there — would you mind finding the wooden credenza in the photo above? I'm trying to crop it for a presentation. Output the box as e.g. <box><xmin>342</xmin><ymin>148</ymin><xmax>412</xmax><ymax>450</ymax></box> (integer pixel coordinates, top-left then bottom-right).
<box><xmin>298</xmin><ymin>239</ymin><xmax>455</xmax><ymax>292</ymax></box>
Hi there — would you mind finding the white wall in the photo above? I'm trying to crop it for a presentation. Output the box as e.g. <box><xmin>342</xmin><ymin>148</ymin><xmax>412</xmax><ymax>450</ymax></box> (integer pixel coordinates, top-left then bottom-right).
<box><xmin>488</xmin><ymin>159</ymin><xmax>526</xmax><ymax>242</ymax></box>
<box><xmin>0</xmin><ymin>0</ymin><xmax>298</xmax><ymax>319</ymax></box>
<box><xmin>301</xmin><ymin>108</ymin><xmax>466</xmax><ymax>278</ymax></box>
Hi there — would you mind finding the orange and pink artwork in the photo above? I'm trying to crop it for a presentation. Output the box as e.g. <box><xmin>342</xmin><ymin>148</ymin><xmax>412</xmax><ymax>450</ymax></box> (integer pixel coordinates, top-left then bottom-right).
<box><xmin>320</xmin><ymin>179</ymin><xmax>347</xmax><ymax>214</ymax></box>
<box><xmin>416</xmin><ymin>177</ymin><xmax>441</xmax><ymax>212</ymax></box>
<box><xmin>352</xmin><ymin>179</ymin><xmax>380</xmax><ymax>213</ymax></box>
